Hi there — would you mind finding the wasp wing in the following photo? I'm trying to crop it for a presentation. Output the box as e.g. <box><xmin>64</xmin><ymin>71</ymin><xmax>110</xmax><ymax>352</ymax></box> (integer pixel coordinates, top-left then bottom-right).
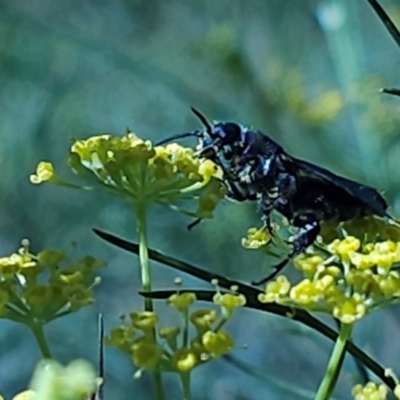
<box><xmin>279</xmin><ymin>153</ymin><xmax>390</xmax><ymax>218</ymax></box>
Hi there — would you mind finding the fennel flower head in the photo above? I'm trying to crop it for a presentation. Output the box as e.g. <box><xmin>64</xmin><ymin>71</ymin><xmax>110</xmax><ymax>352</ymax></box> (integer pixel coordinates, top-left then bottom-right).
<box><xmin>246</xmin><ymin>217</ymin><xmax>400</xmax><ymax>324</ymax></box>
<box><xmin>106</xmin><ymin>289</ymin><xmax>246</xmax><ymax>375</ymax></box>
<box><xmin>0</xmin><ymin>239</ymin><xmax>104</xmax><ymax>324</ymax></box>
<box><xmin>30</xmin><ymin>132</ymin><xmax>226</xmax><ymax>219</ymax></box>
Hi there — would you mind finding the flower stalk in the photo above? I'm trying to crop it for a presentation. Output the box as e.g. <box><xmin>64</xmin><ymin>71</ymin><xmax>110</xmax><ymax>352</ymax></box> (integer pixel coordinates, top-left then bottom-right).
<box><xmin>315</xmin><ymin>322</ymin><xmax>353</xmax><ymax>400</ymax></box>
<box><xmin>135</xmin><ymin>204</ymin><xmax>165</xmax><ymax>400</ymax></box>
<box><xmin>29</xmin><ymin>322</ymin><xmax>53</xmax><ymax>359</ymax></box>
<box><xmin>136</xmin><ymin>203</ymin><xmax>153</xmax><ymax>312</ymax></box>
<box><xmin>180</xmin><ymin>372</ymin><xmax>192</xmax><ymax>400</ymax></box>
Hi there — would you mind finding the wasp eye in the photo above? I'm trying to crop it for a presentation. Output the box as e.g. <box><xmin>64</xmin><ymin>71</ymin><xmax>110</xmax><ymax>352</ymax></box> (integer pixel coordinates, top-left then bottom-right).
<box><xmin>214</xmin><ymin>122</ymin><xmax>243</xmax><ymax>143</ymax></box>
<box><xmin>225</xmin><ymin>123</ymin><xmax>242</xmax><ymax>141</ymax></box>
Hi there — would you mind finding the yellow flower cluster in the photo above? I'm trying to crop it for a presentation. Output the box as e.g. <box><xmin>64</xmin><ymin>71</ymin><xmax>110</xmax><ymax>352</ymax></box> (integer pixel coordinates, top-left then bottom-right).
<box><xmin>352</xmin><ymin>382</ymin><xmax>388</xmax><ymax>400</ymax></box>
<box><xmin>106</xmin><ymin>290</ymin><xmax>245</xmax><ymax>374</ymax></box>
<box><xmin>2</xmin><ymin>359</ymin><xmax>98</xmax><ymax>400</ymax></box>
<box><xmin>30</xmin><ymin>133</ymin><xmax>226</xmax><ymax>219</ymax></box>
<box><xmin>241</xmin><ymin>227</ymin><xmax>271</xmax><ymax>249</ymax></box>
<box><xmin>0</xmin><ymin>240</ymin><xmax>104</xmax><ymax>323</ymax></box>
<box><xmin>257</xmin><ymin>217</ymin><xmax>400</xmax><ymax>324</ymax></box>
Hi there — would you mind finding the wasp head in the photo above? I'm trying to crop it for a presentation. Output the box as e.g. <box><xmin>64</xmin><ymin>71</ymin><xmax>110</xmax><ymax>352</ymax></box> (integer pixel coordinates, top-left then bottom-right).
<box><xmin>191</xmin><ymin>108</ymin><xmax>247</xmax><ymax>171</ymax></box>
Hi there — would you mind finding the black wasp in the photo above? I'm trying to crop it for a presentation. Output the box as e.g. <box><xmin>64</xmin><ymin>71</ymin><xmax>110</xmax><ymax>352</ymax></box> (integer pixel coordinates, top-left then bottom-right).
<box><xmin>158</xmin><ymin>108</ymin><xmax>396</xmax><ymax>285</ymax></box>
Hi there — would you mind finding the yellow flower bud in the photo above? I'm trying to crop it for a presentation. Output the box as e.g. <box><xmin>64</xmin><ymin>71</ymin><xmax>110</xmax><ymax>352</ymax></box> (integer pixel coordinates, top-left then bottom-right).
<box><xmin>168</xmin><ymin>293</ymin><xmax>197</xmax><ymax>310</ymax></box>
<box><xmin>172</xmin><ymin>348</ymin><xmax>197</xmax><ymax>372</ymax></box>
<box><xmin>290</xmin><ymin>279</ymin><xmax>323</xmax><ymax>305</ymax></box>
<box><xmin>30</xmin><ymin>162</ymin><xmax>55</xmax><ymax>184</ymax></box>
<box><xmin>213</xmin><ymin>292</ymin><xmax>246</xmax><ymax>317</ymax></box>
<box><xmin>258</xmin><ymin>275</ymin><xmax>290</xmax><ymax>303</ymax></box>
<box><xmin>201</xmin><ymin>330</ymin><xmax>234</xmax><ymax>357</ymax></box>
<box><xmin>346</xmin><ymin>270</ymin><xmax>377</xmax><ymax>295</ymax></box>
<box><xmin>241</xmin><ymin>227</ymin><xmax>270</xmax><ymax>249</ymax></box>
<box><xmin>24</xmin><ymin>285</ymin><xmax>53</xmax><ymax>310</ymax></box>
<box><xmin>105</xmin><ymin>326</ymin><xmax>135</xmax><ymax>350</ymax></box>
<box><xmin>37</xmin><ymin>249</ymin><xmax>65</xmax><ymax>266</ymax></box>
<box><xmin>377</xmin><ymin>272</ymin><xmax>400</xmax><ymax>297</ymax></box>
<box><xmin>159</xmin><ymin>326</ymin><xmax>180</xmax><ymax>339</ymax></box>
<box><xmin>0</xmin><ymin>254</ymin><xmax>23</xmax><ymax>276</ymax></box>
<box><xmin>352</xmin><ymin>381</ymin><xmax>388</xmax><ymax>400</ymax></box>
<box><xmin>333</xmin><ymin>294</ymin><xmax>366</xmax><ymax>324</ymax></box>
<box><xmin>374</xmin><ymin>241</ymin><xmax>397</xmax><ymax>253</ymax></box>
<box><xmin>130</xmin><ymin>312</ymin><xmax>158</xmax><ymax>330</ymax></box>
<box><xmin>190</xmin><ymin>309</ymin><xmax>217</xmax><ymax>329</ymax></box>
<box><xmin>350</xmin><ymin>252</ymin><xmax>375</xmax><ymax>270</ymax></box>
<box><xmin>328</xmin><ymin>237</ymin><xmax>361</xmax><ymax>261</ymax></box>
<box><xmin>131</xmin><ymin>341</ymin><xmax>163</xmax><ymax>370</ymax></box>
<box><xmin>293</xmin><ymin>254</ymin><xmax>324</xmax><ymax>275</ymax></box>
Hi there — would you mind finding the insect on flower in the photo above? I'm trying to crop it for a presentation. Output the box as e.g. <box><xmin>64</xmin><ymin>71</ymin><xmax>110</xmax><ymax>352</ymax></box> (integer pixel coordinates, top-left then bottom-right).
<box><xmin>158</xmin><ymin>108</ymin><xmax>398</xmax><ymax>285</ymax></box>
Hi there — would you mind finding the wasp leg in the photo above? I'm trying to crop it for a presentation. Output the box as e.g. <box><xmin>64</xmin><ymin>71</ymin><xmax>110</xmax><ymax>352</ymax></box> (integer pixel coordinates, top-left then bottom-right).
<box><xmin>225</xmin><ymin>180</ymin><xmax>255</xmax><ymax>202</ymax></box>
<box><xmin>290</xmin><ymin>213</ymin><xmax>321</xmax><ymax>255</ymax></box>
<box><xmin>252</xmin><ymin>213</ymin><xmax>320</xmax><ymax>286</ymax></box>
<box><xmin>187</xmin><ymin>218</ymin><xmax>202</xmax><ymax>230</ymax></box>
<box><xmin>251</xmin><ymin>257</ymin><xmax>290</xmax><ymax>285</ymax></box>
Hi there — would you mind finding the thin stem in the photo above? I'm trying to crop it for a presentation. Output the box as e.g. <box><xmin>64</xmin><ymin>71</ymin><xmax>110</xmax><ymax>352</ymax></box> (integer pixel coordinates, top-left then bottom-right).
<box><xmin>315</xmin><ymin>323</ymin><xmax>353</xmax><ymax>400</ymax></box>
<box><xmin>153</xmin><ymin>372</ymin><xmax>165</xmax><ymax>400</ymax></box>
<box><xmin>135</xmin><ymin>203</ymin><xmax>165</xmax><ymax>400</ymax></box>
<box><xmin>180</xmin><ymin>372</ymin><xmax>192</xmax><ymax>400</ymax></box>
<box><xmin>29</xmin><ymin>322</ymin><xmax>53</xmax><ymax>358</ymax></box>
<box><xmin>182</xmin><ymin>308</ymin><xmax>189</xmax><ymax>348</ymax></box>
<box><xmin>136</xmin><ymin>203</ymin><xmax>153</xmax><ymax>312</ymax></box>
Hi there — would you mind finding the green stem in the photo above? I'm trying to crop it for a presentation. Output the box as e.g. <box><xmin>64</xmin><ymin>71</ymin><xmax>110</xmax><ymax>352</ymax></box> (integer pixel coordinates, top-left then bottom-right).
<box><xmin>315</xmin><ymin>323</ymin><xmax>353</xmax><ymax>400</ymax></box>
<box><xmin>30</xmin><ymin>322</ymin><xmax>53</xmax><ymax>358</ymax></box>
<box><xmin>180</xmin><ymin>372</ymin><xmax>192</xmax><ymax>400</ymax></box>
<box><xmin>182</xmin><ymin>307</ymin><xmax>189</xmax><ymax>348</ymax></box>
<box><xmin>136</xmin><ymin>203</ymin><xmax>153</xmax><ymax>312</ymax></box>
<box><xmin>135</xmin><ymin>203</ymin><xmax>165</xmax><ymax>400</ymax></box>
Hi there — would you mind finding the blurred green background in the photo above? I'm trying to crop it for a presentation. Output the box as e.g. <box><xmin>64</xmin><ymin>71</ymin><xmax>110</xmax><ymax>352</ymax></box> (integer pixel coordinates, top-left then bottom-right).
<box><xmin>2</xmin><ymin>0</ymin><xmax>400</xmax><ymax>398</ymax></box>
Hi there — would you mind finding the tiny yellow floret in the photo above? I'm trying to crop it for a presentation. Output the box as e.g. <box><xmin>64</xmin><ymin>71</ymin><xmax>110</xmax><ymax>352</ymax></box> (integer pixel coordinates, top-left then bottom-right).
<box><xmin>333</xmin><ymin>294</ymin><xmax>366</xmax><ymax>324</ymax></box>
<box><xmin>131</xmin><ymin>341</ymin><xmax>163</xmax><ymax>370</ymax></box>
<box><xmin>168</xmin><ymin>293</ymin><xmax>197</xmax><ymax>310</ymax></box>
<box><xmin>201</xmin><ymin>330</ymin><xmax>234</xmax><ymax>357</ymax></box>
<box><xmin>352</xmin><ymin>381</ymin><xmax>388</xmax><ymax>400</ymax></box>
<box><xmin>130</xmin><ymin>312</ymin><xmax>158</xmax><ymax>330</ymax></box>
<box><xmin>241</xmin><ymin>227</ymin><xmax>271</xmax><ymax>249</ymax></box>
<box><xmin>258</xmin><ymin>275</ymin><xmax>291</xmax><ymax>303</ymax></box>
<box><xmin>30</xmin><ymin>162</ymin><xmax>55</xmax><ymax>184</ymax></box>
<box><xmin>172</xmin><ymin>348</ymin><xmax>197</xmax><ymax>371</ymax></box>
<box><xmin>190</xmin><ymin>309</ymin><xmax>217</xmax><ymax>329</ymax></box>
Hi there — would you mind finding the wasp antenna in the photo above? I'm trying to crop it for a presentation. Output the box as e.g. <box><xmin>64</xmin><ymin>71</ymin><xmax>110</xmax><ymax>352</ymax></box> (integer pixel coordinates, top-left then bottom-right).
<box><xmin>190</xmin><ymin>107</ymin><xmax>213</xmax><ymax>134</ymax></box>
<box><xmin>155</xmin><ymin>131</ymin><xmax>200</xmax><ymax>146</ymax></box>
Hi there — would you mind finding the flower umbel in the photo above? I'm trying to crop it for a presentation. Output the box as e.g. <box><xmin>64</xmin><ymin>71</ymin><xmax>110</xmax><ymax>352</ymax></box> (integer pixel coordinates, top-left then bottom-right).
<box><xmin>0</xmin><ymin>239</ymin><xmax>104</xmax><ymax>324</ymax></box>
<box><xmin>31</xmin><ymin>132</ymin><xmax>226</xmax><ymax>220</ymax></box>
<box><xmin>256</xmin><ymin>217</ymin><xmax>400</xmax><ymax>324</ymax></box>
<box><xmin>106</xmin><ymin>287</ymin><xmax>246</xmax><ymax>374</ymax></box>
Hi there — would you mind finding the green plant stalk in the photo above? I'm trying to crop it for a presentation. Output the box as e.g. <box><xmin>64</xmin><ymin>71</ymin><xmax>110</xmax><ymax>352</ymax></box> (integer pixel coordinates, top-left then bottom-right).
<box><xmin>180</xmin><ymin>372</ymin><xmax>192</xmax><ymax>400</ymax></box>
<box><xmin>29</xmin><ymin>322</ymin><xmax>53</xmax><ymax>358</ymax></box>
<box><xmin>182</xmin><ymin>307</ymin><xmax>189</xmax><ymax>348</ymax></box>
<box><xmin>315</xmin><ymin>322</ymin><xmax>353</xmax><ymax>400</ymax></box>
<box><xmin>135</xmin><ymin>203</ymin><xmax>165</xmax><ymax>400</ymax></box>
<box><xmin>136</xmin><ymin>203</ymin><xmax>153</xmax><ymax>312</ymax></box>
